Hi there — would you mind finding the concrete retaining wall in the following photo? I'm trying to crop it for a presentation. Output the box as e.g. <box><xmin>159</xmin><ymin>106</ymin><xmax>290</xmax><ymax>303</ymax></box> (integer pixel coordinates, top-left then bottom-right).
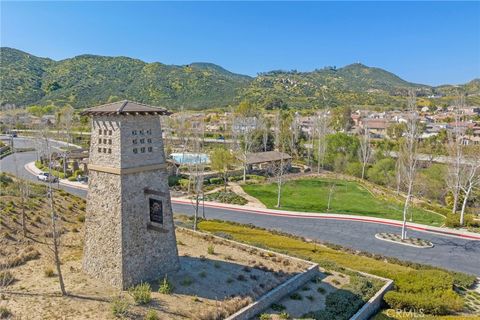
<box><xmin>226</xmin><ymin>264</ymin><xmax>319</xmax><ymax>320</ymax></box>
<box><xmin>349</xmin><ymin>273</ymin><xmax>394</xmax><ymax>320</ymax></box>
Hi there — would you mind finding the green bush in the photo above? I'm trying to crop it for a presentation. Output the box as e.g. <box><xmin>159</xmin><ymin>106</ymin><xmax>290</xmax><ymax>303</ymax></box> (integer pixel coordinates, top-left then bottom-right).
<box><xmin>207</xmin><ymin>245</ymin><xmax>215</xmax><ymax>255</ymax></box>
<box><xmin>209</xmin><ymin>177</ymin><xmax>223</xmax><ymax>185</ymax></box>
<box><xmin>111</xmin><ymin>296</ymin><xmax>129</xmax><ymax>318</ymax></box>
<box><xmin>68</xmin><ymin>176</ymin><xmax>77</xmax><ymax>181</ymax></box>
<box><xmin>168</xmin><ymin>175</ymin><xmax>182</xmax><ymax>187</ymax></box>
<box><xmin>144</xmin><ymin>309</ymin><xmax>159</xmax><ymax>320</ymax></box>
<box><xmin>367</xmin><ymin>158</ymin><xmax>395</xmax><ymax>186</ymax></box>
<box><xmin>203</xmin><ymin>191</ymin><xmax>247</xmax><ymax>205</ymax></box>
<box><xmin>0</xmin><ymin>173</ymin><xmax>13</xmax><ymax>188</ymax></box>
<box><xmin>445</xmin><ymin>213</ymin><xmax>479</xmax><ymax>228</ymax></box>
<box><xmin>383</xmin><ymin>270</ymin><xmax>464</xmax><ymax>315</ymax></box>
<box><xmin>128</xmin><ymin>282</ymin><xmax>152</xmax><ymax>305</ymax></box>
<box><xmin>314</xmin><ymin>289</ymin><xmax>364</xmax><ymax>319</ymax></box>
<box><xmin>178</xmin><ymin>179</ymin><xmax>190</xmax><ymax>189</ymax></box>
<box><xmin>158</xmin><ymin>276</ymin><xmax>173</xmax><ymax>294</ymax></box>
<box><xmin>73</xmin><ymin>169</ymin><xmax>83</xmax><ymax>177</ymax></box>
<box><xmin>383</xmin><ymin>290</ymin><xmax>463</xmax><ymax>315</ymax></box>
<box><xmin>345</xmin><ymin>162</ymin><xmax>363</xmax><ymax>178</ymax></box>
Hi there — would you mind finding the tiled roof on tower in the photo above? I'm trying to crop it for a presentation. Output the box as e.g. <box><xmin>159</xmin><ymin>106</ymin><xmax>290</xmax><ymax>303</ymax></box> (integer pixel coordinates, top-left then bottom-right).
<box><xmin>80</xmin><ymin>100</ymin><xmax>172</xmax><ymax>116</ymax></box>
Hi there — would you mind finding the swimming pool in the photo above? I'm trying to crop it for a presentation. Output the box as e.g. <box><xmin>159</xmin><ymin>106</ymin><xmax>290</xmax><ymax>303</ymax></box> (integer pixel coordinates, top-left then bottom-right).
<box><xmin>170</xmin><ymin>153</ymin><xmax>210</xmax><ymax>165</ymax></box>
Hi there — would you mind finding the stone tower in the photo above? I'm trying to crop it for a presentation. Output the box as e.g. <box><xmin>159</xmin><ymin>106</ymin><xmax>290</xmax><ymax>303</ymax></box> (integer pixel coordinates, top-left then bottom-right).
<box><xmin>81</xmin><ymin>100</ymin><xmax>179</xmax><ymax>289</ymax></box>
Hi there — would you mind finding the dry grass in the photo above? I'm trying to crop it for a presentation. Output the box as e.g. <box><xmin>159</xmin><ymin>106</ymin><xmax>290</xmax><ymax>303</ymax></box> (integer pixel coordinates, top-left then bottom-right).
<box><xmin>192</xmin><ymin>296</ymin><xmax>253</xmax><ymax>320</ymax></box>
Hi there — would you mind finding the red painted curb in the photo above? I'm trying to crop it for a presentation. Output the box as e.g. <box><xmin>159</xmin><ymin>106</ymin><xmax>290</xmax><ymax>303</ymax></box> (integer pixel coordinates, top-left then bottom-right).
<box><xmin>171</xmin><ymin>199</ymin><xmax>480</xmax><ymax>241</ymax></box>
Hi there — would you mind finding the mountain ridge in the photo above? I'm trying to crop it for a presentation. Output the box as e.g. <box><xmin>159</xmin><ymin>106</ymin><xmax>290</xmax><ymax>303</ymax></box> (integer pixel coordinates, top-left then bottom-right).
<box><xmin>1</xmin><ymin>47</ymin><xmax>478</xmax><ymax>110</ymax></box>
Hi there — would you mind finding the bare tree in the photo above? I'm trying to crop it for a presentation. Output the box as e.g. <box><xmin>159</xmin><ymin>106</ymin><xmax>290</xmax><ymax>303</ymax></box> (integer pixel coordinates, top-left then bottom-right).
<box><xmin>273</xmin><ymin>112</ymin><xmax>292</xmax><ymax>208</ymax></box>
<box><xmin>358</xmin><ymin>125</ymin><xmax>371</xmax><ymax>179</ymax></box>
<box><xmin>327</xmin><ymin>181</ymin><xmax>336</xmax><ymax>211</ymax></box>
<box><xmin>8</xmin><ymin>126</ymin><xmax>30</xmax><ymax>238</ymax></box>
<box><xmin>446</xmin><ymin>94</ymin><xmax>465</xmax><ymax>214</ymax></box>
<box><xmin>315</xmin><ymin>112</ymin><xmax>329</xmax><ymax>173</ymax></box>
<box><xmin>458</xmin><ymin>151</ymin><xmax>480</xmax><ymax>226</ymax></box>
<box><xmin>395</xmin><ymin>155</ymin><xmax>405</xmax><ymax>195</ymax></box>
<box><xmin>186</xmin><ymin>117</ymin><xmax>206</xmax><ymax>229</ymax></box>
<box><xmin>41</xmin><ymin>128</ymin><xmax>67</xmax><ymax>295</ymax></box>
<box><xmin>234</xmin><ymin>102</ymin><xmax>257</xmax><ymax>182</ymax></box>
<box><xmin>400</xmin><ymin>91</ymin><xmax>420</xmax><ymax>240</ymax></box>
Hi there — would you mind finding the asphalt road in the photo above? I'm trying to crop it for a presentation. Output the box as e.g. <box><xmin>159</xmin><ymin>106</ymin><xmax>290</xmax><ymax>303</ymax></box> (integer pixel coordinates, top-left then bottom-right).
<box><xmin>1</xmin><ymin>136</ymin><xmax>479</xmax><ymax>276</ymax></box>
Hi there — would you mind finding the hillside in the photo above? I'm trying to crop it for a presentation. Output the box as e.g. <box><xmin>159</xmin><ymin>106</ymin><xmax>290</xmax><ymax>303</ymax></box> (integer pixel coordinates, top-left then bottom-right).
<box><xmin>1</xmin><ymin>47</ymin><xmax>478</xmax><ymax>110</ymax></box>
<box><xmin>0</xmin><ymin>47</ymin><xmax>252</xmax><ymax>109</ymax></box>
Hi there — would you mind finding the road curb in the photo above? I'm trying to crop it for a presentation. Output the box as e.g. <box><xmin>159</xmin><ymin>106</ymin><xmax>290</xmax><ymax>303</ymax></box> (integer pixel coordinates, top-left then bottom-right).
<box><xmin>22</xmin><ymin>161</ymin><xmax>480</xmax><ymax>241</ymax></box>
<box><xmin>171</xmin><ymin>198</ymin><xmax>480</xmax><ymax>241</ymax></box>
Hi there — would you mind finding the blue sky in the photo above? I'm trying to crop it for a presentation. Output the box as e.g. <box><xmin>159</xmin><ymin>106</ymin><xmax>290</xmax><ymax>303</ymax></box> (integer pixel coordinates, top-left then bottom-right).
<box><xmin>1</xmin><ymin>1</ymin><xmax>479</xmax><ymax>85</ymax></box>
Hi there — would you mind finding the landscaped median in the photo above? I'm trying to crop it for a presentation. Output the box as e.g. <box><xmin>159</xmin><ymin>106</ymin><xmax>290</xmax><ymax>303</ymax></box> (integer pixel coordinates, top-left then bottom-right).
<box><xmin>197</xmin><ymin>219</ymin><xmax>479</xmax><ymax>318</ymax></box>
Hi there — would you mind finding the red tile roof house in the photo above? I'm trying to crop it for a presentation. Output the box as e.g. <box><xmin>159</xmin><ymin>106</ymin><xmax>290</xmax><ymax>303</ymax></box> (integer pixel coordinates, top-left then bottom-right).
<box><xmin>359</xmin><ymin>118</ymin><xmax>390</xmax><ymax>138</ymax></box>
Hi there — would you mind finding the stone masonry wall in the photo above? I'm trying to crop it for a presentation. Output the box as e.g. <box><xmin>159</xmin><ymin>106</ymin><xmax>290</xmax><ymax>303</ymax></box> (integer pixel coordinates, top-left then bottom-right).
<box><xmin>121</xmin><ymin>168</ymin><xmax>179</xmax><ymax>288</ymax></box>
<box><xmin>82</xmin><ymin>170</ymin><xmax>123</xmax><ymax>288</ymax></box>
<box><xmin>84</xmin><ymin>113</ymin><xmax>179</xmax><ymax>289</ymax></box>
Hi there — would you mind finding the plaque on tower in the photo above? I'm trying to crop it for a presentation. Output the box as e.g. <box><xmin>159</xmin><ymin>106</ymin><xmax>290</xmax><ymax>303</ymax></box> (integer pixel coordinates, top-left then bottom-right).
<box><xmin>149</xmin><ymin>198</ymin><xmax>163</xmax><ymax>224</ymax></box>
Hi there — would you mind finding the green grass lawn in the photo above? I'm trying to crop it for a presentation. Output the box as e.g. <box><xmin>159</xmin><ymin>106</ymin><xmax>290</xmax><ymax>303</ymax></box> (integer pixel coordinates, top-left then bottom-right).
<box><xmin>242</xmin><ymin>178</ymin><xmax>445</xmax><ymax>227</ymax></box>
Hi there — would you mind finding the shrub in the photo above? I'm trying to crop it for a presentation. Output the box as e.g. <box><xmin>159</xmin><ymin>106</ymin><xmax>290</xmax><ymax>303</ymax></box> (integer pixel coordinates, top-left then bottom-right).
<box><xmin>181</xmin><ymin>277</ymin><xmax>193</xmax><ymax>286</ymax></box>
<box><xmin>0</xmin><ymin>271</ymin><xmax>14</xmax><ymax>286</ymax></box>
<box><xmin>0</xmin><ymin>307</ymin><xmax>11</xmax><ymax>319</ymax></box>
<box><xmin>178</xmin><ymin>179</ymin><xmax>190</xmax><ymax>189</ymax></box>
<box><xmin>204</xmin><ymin>191</ymin><xmax>248</xmax><ymax>205</ymax></box>
<box><xmin>345</xmin><ymin>162</ymin><xmax>363</xmax><ymax>178</ymax></box>
<box><xmin>289</xmin><ymin>293</ymin><xmax>302</xmax><ymax>300</ymax></box>
<box><xmin>317</xmin><ymin>286</ymin><xmax>326</xmax><ymax>294</ymax></box>
<box><xmin>128</xmin><ymin>282</ymin><xmax>152</xmax><ymax>305</ymax></box>
<box><xmin>259</xmin><ymin>314</ymin><xmax>271</xmax><ymax>320</ymax></box>
<box><xmin>209</xmin><ymin>177</ymin><xmax>223</xmax><ymax>185</ymax></box>
<box><xmin>445</xmin><ymin>213</ymin><xmax>479</xmax><ymax>228</ymax></box>
<box><xmin>158</xmin><ymin>276</ymin><xmax>173</xmax><ymax>294</ymax></box>
<box><xmin>237</xmin><ymin>274</ymin><xmax>246</xmax><ymax>281</ymax></box>
<box><xmin>144</xmin><ymin>309</ymin><xmax>159</xmax><ymax>320</ymax></box>
<box><xmin>73</xmin><ymin>169</ymin><xmax>84</xmax><ymax>178</ymax></box>
<box><xmin>111</xmin><ymin>296</ymin><xmax>129</xmax><ymax>318</ymax></box>
<box><xmin>168</xmin><ymin>175</ymin><xmax>182</xmax><ymax>187</ymax></box>
<box><xmin>270</xmin><ymin>303</ymin><xmax>285</xmax><ymax>311</ymax></box>
<box><xmin>314</xmin><ymin>289</ymin><xmax>364</xmax><ymax>320</ymax></box>
<box><xmin>383</xmin><ymin>290</ymin><xmax>463</xmax><ymax>315</ymax></box>
<box><xmin>207</xmin><ymin>245</ymin><xmax>215</xmax><ymax>255</ymax></box>
<box><xmin>77</xmin><ymin>214</ymin><xmax>85</xmax><ymax>223</ymax></box>
<box><xmin>382</xmin><ymin>270</ymin><xmax>464</xmax><ymax>315</ymax></box>
<box><xmin>44</xmin><ymin>267</ymin><xmax>55</xmax><ymax>277</ymax></box>
<box><xmin>279</xmin><ymin>312</ymin><xmax>290</xmax><ymax>319</ymax></box>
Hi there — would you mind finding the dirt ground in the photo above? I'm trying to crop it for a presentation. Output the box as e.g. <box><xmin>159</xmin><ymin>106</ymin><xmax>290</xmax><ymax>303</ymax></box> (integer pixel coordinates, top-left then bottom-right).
<box><xmin>262</xmin><ymin>270</ymin><xmax>350</xmax><ymax>319</ymax></box>
<box><xmin>1</xmin><ymin>224</ymin><xmax>313</xmax><ymax>320</ymax></box>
